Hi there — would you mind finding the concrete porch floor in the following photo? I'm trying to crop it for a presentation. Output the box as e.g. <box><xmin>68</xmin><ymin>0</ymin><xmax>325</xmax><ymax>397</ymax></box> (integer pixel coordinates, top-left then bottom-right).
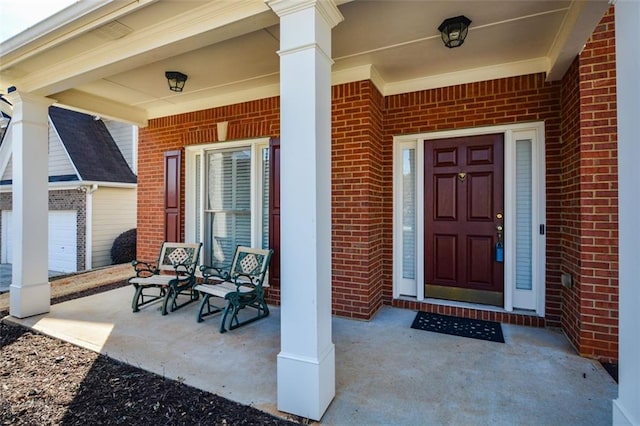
<box><xmin>4</xmin><ymin>286</ymin><xmax>616</xmax><ymax>425</ymax></box>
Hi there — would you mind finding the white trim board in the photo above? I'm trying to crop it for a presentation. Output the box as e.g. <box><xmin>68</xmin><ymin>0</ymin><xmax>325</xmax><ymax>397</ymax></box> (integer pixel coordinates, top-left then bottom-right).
<box><xmin>393</xmin><ymin>122</ymin><xmax>546</xmax><ymax>316</ymax></box>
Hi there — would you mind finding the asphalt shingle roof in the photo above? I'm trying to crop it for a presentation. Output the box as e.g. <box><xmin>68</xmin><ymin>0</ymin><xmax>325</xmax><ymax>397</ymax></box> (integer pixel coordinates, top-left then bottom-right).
<box><xmin>49</xmin><ymin>106</ymin><xmax>136</xmax><ymax>184</ymax></box>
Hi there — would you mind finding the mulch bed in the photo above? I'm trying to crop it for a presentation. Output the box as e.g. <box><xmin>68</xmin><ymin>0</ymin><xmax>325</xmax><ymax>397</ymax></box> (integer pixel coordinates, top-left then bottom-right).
<box><xmin>0</xmin><ymin>281</ymin><xmax>301</xmax><ymax>425</ymax></box>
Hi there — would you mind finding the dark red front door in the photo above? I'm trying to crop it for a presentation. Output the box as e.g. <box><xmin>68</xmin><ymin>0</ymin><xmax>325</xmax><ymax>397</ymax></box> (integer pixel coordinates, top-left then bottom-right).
<box><xmin>424</xmin><ymin>134</ymin><xmax>504</xmax><ymax>306</ymax></box>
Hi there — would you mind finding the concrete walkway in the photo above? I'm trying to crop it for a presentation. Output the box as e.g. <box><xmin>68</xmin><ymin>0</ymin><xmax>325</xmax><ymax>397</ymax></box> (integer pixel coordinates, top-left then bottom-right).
<box><xmin>4</xmin><ymin>287</ymin><xmax>617</xmax><ymax>425</ymax></box>
<box><xmin>0</xmin><ymin>263</ymin><xmax>65</xmax><ymax>293</ymax></box>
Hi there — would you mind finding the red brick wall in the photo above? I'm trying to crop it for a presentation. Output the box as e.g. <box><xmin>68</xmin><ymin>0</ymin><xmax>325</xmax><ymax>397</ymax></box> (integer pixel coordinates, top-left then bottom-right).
<box><xmin>138</xmin><ymin>90</ymin><xmax>390</xmax><ymax>313</ymax></box>
<box><xmin>383</xmin><ymin>74</ymin><xmax>564</xmax><ymax>324</ymax></box>
<box><xmin>560</xmin><ymin>8</ymin><xmax>618</xmax><ymax>361</ymax></box>
<box><xmin>331</xmin><ymin>81</ymin><xmax>385</xmax><ymax>319</ymax></box>
<box><xmin>137</xmin><ymin>98</ymin><xmax>280</xmax><ymax>261</ymax></box>
<box><xmin>560</xmin><ymin>57</ymin><xmax>583</xmax><ymax>347</ymax></box>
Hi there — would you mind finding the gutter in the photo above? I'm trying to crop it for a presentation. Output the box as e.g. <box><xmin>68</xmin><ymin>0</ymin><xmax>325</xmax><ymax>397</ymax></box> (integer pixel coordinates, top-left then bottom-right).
<box><xmin>85</xmin><ymin>184</ymin><xmax>98</xmax><ymax>270</ymax></box>
<box><xmin>0</xmin><ymin>181</ymin><xmax>137</xmax><ymax>193</ymax></box>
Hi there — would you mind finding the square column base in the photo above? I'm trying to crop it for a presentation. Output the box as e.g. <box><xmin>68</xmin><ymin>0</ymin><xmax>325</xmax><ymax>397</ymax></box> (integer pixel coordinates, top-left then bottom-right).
<box><xmin>277</xmin><ymin>343</ymin><xmax>335</xmax><ymax>421</ymax></box>
<box><xmin>613</xmin><ymin>399</ymin><xmax>635</xmax><ymax>426</ymax></box>
<box><xmin>9</xmin><ymin>282</ymin><xmax>51</xmax><ymax>318</ymax></box>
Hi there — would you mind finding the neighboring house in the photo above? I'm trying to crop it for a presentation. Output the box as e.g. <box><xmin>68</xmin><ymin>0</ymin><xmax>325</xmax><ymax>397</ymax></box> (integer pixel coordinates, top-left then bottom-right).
<box><xmin>1</xmin><ymin>1</ymin><xmax>638</xmax><ymax>423</ymax></box>
<box><xmin>0</xmin><ymin>106</ymin><xmax>137</xmax><ymax>272</ymax></box>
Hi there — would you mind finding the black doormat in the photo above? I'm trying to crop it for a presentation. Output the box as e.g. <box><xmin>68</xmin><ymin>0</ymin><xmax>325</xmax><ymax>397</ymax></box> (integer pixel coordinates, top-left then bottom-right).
<box><xmin>411</xmin><ymin>311</ymin><xmax>505</xmax><ymax>343</ymax></box>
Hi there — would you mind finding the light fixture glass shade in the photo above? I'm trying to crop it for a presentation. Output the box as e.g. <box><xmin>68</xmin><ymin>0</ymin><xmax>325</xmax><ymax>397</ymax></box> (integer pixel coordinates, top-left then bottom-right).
<box><xmin>438</xmin><ymin>15</ymin><xmax>472</xmax><ymax>48</ymax></box>
<box><xmin>165</xmin><ymin>71</ymin><xmax>188</xmax><ymax>92</ymax></box>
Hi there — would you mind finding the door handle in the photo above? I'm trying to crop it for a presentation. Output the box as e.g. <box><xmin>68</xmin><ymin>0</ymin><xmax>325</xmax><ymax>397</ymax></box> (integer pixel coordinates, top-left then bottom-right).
<box><xmin>495</xmin><ymin>224</ymin><xmax>504</xmax><ymax>263</ymax></box>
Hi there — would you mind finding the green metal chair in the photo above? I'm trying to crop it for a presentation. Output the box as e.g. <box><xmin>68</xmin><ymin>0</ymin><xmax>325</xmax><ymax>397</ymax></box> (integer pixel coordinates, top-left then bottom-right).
<box><xmin>195</xmin><ymin>246</ymin><xmax>273</xmax><ymax>333</ymax></box>
<box><xmin>129</xmin><ymin>242</ymin><xmax>202</xmax><ymax>315</ymax></box>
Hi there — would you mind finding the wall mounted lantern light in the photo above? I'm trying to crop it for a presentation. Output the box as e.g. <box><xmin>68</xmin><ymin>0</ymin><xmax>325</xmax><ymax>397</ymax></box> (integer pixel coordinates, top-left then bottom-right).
<box><xmin>165</xmin><ymin>71</ymin><xmax>188</xmax><ymax>92</ymax></box>
<box><xmin>438</xmin><ymin>15</ymin><xmax>471</xmax><ymax>48</ymax></box>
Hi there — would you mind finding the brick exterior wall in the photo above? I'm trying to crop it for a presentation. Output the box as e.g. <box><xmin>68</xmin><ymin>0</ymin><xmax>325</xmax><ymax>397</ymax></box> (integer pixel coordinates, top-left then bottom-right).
<box><xmin>0</xmin><ymin>189</ymin><xmax>87</xmax><ymax>271</ymax></box>
<box><xmin>560</xmin><ymin>8</ymin><xmax>618</xmax><ymax>361</ymax></box>
<box><xmin>331</xmin><ymin>81</ymin><xmax>385</xmax><ymax>319</ymax></box>
<box><xmin>137</xmin><ymin>99</ymin><xmax>281</xmax><ymax>304</ymax></box>
<box><xmin>384</xmin><ymin>74</ymin><xmax>563</xmax><ymax>327</ymax></box>
<box><xmin>560</xmin><ymin>58</ymin><xmax>582</xmax><ymax>346</ymax></box>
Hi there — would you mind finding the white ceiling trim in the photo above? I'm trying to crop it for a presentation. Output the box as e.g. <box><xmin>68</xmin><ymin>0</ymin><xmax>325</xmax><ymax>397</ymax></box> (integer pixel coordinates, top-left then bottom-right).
<box><xmin>127</xmin><ymin>55</ymin><xmax>553</xmax><ymax>121</ymax></box>
<box><xmin>0</xmin><ymin>0</ymin><xmax>153</xmax><ymax>70</ymax></box>
<box><xmin>332</xmin><ymin>64</ymin><xmax>385</xmax><ymax>94</ymax></box>
<box><xmin>10</xmin><ymin>0</ymin><xmax>273</xmax><ymax>96</ymax></box>
<box><xmin>545</xmin><ymin>0</ymin><xmax>611</xmax><ymax>81</ymax></box>
<box><xmin>383</xmin><ymin>57</ymin><xmax>550</xmax><ymax>97</ymax></box>
<box><xmin>54</xmin><ymin>89</ymin><xmax>147</xmax><ymax>127</ymax></box>
<box><xmin>147</xmin><ymin>83</ymin><xmax>281</xmax><ymax>120</ymax></box>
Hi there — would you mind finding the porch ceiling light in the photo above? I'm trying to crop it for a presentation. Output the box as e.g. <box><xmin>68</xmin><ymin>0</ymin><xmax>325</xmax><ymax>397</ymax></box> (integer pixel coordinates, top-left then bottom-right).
<box><xmin>165</xmin><ymin>71</ymin><xmax>188</xmax><ymax>92</ymax></box>
<box><xmin>438</xmin><ymin>15</ymin><xmax>471</xmax><ymax>48</ymax></box>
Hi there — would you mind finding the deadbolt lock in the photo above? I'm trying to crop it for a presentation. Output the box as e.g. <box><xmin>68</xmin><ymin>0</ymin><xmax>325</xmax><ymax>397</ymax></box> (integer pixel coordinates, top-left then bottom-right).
<box><xmin>496</xmin><ymin>213</ymin><xmax>503</xmax><ymax>220</ymax></box>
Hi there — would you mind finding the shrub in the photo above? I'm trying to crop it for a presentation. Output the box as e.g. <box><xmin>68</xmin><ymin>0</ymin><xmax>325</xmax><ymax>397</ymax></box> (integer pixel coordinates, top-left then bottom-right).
<box><xmin>111</xmin><ymin>228</ymin><xmax>136</xmax><ymax>264</ymax></box>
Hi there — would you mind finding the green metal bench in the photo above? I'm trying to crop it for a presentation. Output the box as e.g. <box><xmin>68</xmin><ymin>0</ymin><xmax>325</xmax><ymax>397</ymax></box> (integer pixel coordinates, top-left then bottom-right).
<box><xmin>195</xmin><ymin>246</ymin><xmax>273</xmax><ymax>333</ymax></box>
<box><xmin>129</xmin><ymin>242</ymin><xmax>202</xmax><ymax>315</ymax></box>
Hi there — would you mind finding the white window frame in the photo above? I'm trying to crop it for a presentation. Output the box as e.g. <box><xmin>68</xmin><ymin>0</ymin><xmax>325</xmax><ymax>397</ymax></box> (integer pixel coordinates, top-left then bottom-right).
<box><xmin>185</xmin><ymin>138</ymin><xmax>270</xmax><ymax>263</ymax></box>
<box><xmin>393</xmin><ymin>122</ymin><xmax>546</xmax><ymax>316</ymax></box>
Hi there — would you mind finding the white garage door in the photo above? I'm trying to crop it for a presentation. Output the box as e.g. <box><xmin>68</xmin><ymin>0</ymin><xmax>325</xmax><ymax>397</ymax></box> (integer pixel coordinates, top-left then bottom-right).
<box><xmin>2</xmin><ymin>210</ymin><xmax>77</xmax><ymax>273</ymax></box>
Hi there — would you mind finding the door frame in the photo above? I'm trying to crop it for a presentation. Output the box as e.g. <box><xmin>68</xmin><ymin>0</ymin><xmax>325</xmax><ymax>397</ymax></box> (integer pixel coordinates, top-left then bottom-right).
<box><xmin>184</xmin><ymin>137</ymin><xmax>271</xmax><ymax>263</ymax></box>
<box><xmin>393</xmin><ymin>122</ymin><xmax>546</xmax><ymax>316</ymax></box>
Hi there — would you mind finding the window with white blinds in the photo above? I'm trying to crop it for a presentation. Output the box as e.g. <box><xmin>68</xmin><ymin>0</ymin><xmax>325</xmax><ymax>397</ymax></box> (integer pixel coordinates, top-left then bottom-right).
<box><xmin>402</xmin><ymin>148</ymin><xmax>416</xmax><ymax>280</ymax></box>
<box><xmin>205</xmin><ymin>148</ymin><xmax>252</xmax><ymax>265</ymax></box>
<box><xmin>515</xmin><ymin>139</ymin><xmax>533</xmax><ymax>290</ymax></box>
<box><xmin>186</xmin><ymin>138</ymin><xmax>270</xmax><ymax>267</ymax></box>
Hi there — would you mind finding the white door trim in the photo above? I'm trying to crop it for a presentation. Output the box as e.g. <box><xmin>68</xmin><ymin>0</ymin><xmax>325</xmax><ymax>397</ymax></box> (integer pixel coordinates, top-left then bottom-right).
<box><xmin>393</xmin><ymin>122</ymin><xmax>546</xmax><ymax>316</ymax></box>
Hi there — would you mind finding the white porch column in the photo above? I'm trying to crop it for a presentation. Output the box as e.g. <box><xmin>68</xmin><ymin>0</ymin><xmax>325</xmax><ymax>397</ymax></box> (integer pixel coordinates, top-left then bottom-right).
<box><xmin>7</xmin><ymin>91</ymin><xmax>54</xmax><ymax>318</ymax></box>
<box><xmin>613</xmin><ymin>2</ymin><xmax>640</xmax><ymax>425</ymax></box>
<box><xmin>267</xmin><ymin>0</ymin><xmax>343</xmax><ymax>421</ymax></box>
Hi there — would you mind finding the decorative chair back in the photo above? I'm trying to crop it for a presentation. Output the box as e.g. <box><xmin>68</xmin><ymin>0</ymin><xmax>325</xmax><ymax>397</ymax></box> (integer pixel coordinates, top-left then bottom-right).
<box><xmin>229</xmin><ymin>246</ymin><xmax>272</xmax><ymax>286</ymax></box>
<box><xmin>157</xmin><ymin>242</ymin><xmax>202</xmax><ymax>276</ymax></box>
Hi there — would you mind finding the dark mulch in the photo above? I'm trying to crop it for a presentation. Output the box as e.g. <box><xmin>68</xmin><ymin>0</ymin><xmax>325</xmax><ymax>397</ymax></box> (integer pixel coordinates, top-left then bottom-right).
<box><xmin>0</xmin><ymin>281</ymin><xmax>301</xmax><ymax>425</ymax></box>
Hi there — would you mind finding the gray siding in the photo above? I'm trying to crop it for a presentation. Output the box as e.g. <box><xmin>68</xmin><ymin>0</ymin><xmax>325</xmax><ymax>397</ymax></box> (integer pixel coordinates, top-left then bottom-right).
<box><xmin>1</xmin><ymin>123</ymin><xmax>77</xmax><ymax>182</ymax></box>
<box><xmin>48</xmin><ymin>122</ymin><xmax>77</xmax><ymax>177</ymax></box>
<box><xmin>103</xmin><ymin>120</ymin><xmax>136</xmax><ymax>173</ymax></box>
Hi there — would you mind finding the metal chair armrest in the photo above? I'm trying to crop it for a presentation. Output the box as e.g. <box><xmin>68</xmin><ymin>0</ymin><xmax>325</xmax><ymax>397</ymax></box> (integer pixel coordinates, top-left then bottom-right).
<box><xmin>231</xmin><ymin>272</ymin><xmax>259</xmax><ymax>289</ymax></box>
<box><xmin>199</xmin><ymin>264</ymin><xmax>231</xmax><ymax>282</ymax></box>
<box><xmin>131</xmin><ymin>260</ymin><xmax>158</xmax><ymax>277</ymax></box>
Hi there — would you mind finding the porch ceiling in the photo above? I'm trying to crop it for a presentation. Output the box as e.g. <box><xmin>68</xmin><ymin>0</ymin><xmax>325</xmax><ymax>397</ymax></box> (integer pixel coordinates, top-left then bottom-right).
<box><xmin>0</xmin><ymin>0</ymin><xmax>609</xmax><ymax>126</ymax></box>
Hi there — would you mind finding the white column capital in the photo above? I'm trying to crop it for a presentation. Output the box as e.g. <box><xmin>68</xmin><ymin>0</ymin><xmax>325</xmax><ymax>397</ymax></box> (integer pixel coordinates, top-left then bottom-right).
<box><xmin>266</xmin><ymin>0</ymin><xmax>343</xmax><ymax>28</ymax></box>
